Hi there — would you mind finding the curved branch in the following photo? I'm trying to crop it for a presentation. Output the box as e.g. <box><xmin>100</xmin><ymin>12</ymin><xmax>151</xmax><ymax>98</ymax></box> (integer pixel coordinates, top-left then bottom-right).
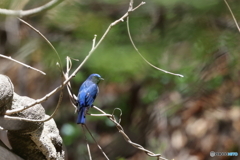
<box><xmin>126</xmin><ymin>17</ymin><xmax>184</xmax><ymax>78</ymax></box>
<box><xmin>4</xmin><ymin>91</ymin><xmax>63</xmax><ymax>123</ymax></box>
<box><xmin>0</xmin><ymin>0</ymin><xmax>63</xmax><ymax>17</ymax></box>
<box><xmin>18</xmin><ymin>18</ymin><xmax>63</xmax><ymax>72</ymax></box>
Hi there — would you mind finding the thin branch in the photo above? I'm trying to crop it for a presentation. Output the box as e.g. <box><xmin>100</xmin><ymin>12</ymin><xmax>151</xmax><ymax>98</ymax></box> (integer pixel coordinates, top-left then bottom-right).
<box><xmin>224</xmin><ymin>0</ymin><xmax>240</xmax><ymax>32</ymax></box>
<box><xmin>65</xmin><ymin>57</ymin><xmax>78</xmax><ymax>111</ymax></box>
<box><xmin>112</xmin><ymin>108</ymin><xmax>122</xmax><ymax>122</ymax></box>
<box><xmin>82</xmin><ymin>125</ymin><xmax>92</xmax><ymax>160</ymax></box>
<box><xmin>91</xmin><ymin>35</ymin><xmax>97</xmax><ymax>51</ymax></box>
<box><xmin>84</xmin><ymin>125</ymin><xmax>110</xmax><ymax>160</ymax></box>
<box><xmin>129</xmin><ymin>0</ymin><xmax>134</xmax><ymax>10</ymax></box>
<box><xmin>126</xmin><ymin>17</ymin><xmax>184</xmax><ymax>78</ymax></box>
<box><xmin>91</xmin><ymin>106</ymin><xmax>168</xmax><ymax>160</ymax></box>
<box><xmin>4</xmin><ymin>0</ymin><xmax>146</xmax><ymax>115</ymax></box>
<box><xmin>130</xmin><ymin>1</ymin><xmax>146</xmax><ymax>12</ymax></box>
<box><xmin>3</xmin><ymin>91</ymin><xmax>63</xmax><ymax>123</ymax></box>
<box><xmin>89</xmin><ymin>113</ymin><xmax>112</xmax><ymax>117</ymax></box>
<box><xmin>0</xmin><ymin>0</ymin><xmax>63</xmax><ymax>17</ymax></box>
<box><xmin>132</xmin><ymin>3</ymin><xmax>145</xmax><ymax>12</ymax></box>
<box><xmin>0</xmin><ymin>54</ymin><xmax>46</xmax><ymax>75</ymax></box>
<box><xmin>5</xmin><ymin>73</ymin><xmax>67</xmax><ymax>115</ymax></box>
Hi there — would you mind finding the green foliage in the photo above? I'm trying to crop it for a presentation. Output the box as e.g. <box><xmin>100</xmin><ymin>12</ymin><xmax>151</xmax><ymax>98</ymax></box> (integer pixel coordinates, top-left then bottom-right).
<box><xmin>61</xmin><ymin>123</ymin><xmax>81</xmax><ymax>146</ymax></box>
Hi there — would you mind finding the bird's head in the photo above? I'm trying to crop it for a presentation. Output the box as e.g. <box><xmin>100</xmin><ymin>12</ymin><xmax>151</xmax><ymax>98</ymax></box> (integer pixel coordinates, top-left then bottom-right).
<box><xmin>88</xmin><ymin>73</ymin><xmax>104</xmax><ymax>84</ymax></box>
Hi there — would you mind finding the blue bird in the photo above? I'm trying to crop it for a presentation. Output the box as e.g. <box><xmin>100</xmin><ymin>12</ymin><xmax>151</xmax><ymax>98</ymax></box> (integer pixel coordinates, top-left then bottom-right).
<box><xmin>77</xmin><ymin>74</ymin><xmax>104</xmax><ymax>124</ymax></box>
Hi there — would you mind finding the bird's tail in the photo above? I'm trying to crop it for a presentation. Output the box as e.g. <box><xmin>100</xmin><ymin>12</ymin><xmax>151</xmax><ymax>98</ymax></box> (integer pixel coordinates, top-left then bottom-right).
<box><xmin>77</xmin><ymin>107</ymin><xmax>87</xmax><ymax>124</ymax></box>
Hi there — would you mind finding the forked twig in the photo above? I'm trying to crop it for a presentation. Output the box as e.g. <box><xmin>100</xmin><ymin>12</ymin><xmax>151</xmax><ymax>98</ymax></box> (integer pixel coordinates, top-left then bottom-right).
<box><xmin>0</xmin><ymin>54</ymin><xmax>46</xmax><ymax>75</ymax></box>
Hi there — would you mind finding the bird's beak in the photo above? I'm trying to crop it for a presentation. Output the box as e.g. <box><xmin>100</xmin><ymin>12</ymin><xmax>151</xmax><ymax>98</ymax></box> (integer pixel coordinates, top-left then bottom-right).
<box><xmin>100</xmin><ymin>77</ymin><xmax>104</xmax><ymax>81</ymax></box>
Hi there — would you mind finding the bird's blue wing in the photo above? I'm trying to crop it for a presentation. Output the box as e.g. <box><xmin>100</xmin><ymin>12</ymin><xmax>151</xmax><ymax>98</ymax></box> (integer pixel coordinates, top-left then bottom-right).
<box><xmin>78</xmin><ymin>83</ymin><xmax>98</xmax><ymax>107</ymax></box>
<box><xmin>77</xmin><ymin>83</ymin><xmax>98</xmax><ymax>124</ymax></box>
<box><xmin>84</xmin><ymin>83</ymin><xmax>99</xmax><ymax>107</ymax></box>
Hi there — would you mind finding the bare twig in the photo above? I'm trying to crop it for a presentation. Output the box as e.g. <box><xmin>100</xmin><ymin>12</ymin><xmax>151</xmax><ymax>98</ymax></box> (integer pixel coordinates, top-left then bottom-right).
<box><xmin>224</xmin><ymin>0</ymin><xmax>240</xmax><ymax>32</ymax></box>
<box><xmin>0</xmin><ymin>54</ymin><xmax>46</xmax><ymax>75</ymax></box>
<box><xmin>0</xmin><ymin>0</ymin><xmax>63</xmax><ymax>17</ymax></box>
<box><xmin>3</xmin><ymin>91</ymin><xmax>63</xmax><ymax>123</ymax></box>
<box><xmin>90</xmin><ymin>106</ymin><xmax>168</xmax><ymax>160</ymax></box>
<box><xmin>112</xmin><ymin>108</ymin><xmax>122</xmax><ymax>123</ymax></box>
<box><xmin>126</xmin><ymin>17</ymin><xmax>184</xmax><ymax>78</ymax></box>
<box><xmin>84</xmin><ymin>125</ymin><xmax>110</xmax><ymax>160</ymax></box>
<box><xmin>129</xmin><ymin>0</ymin><xmax>145</xmax><ymax>11</ymax></box>
<box><xmin>5</xmin><ymin>75</ymin><xmax>67</xmax><ymax>115</ymax></box>
<box><xmin>91</xmin><ymin>35</ymin><xmax>97</xmax><ymax>51</ymax></box>
<box><xmin>89</xmin><ymin>113</ymin><xmax>112</xmax><ymax>117</ymax></box>
<box><xmin>82</xmin><ymin>125</ymin><xmax>92</xmax><ymax>160</ymax></box>
<box><xmin>5</xmin><ymin>0</ymin><xmax>145</xmax><ymax>115</ymax></box>
<box><xmin>64</xmin><ymin>57</ymin><xmax>78</xmax><ymax>111</ymax></box>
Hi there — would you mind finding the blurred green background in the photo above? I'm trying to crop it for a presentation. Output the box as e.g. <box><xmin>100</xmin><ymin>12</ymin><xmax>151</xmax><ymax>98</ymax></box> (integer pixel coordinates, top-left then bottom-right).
<box><xmin>0</xmin><ymin>0</ymin><xmax>240</xmax><ymax>160</ymax></box>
